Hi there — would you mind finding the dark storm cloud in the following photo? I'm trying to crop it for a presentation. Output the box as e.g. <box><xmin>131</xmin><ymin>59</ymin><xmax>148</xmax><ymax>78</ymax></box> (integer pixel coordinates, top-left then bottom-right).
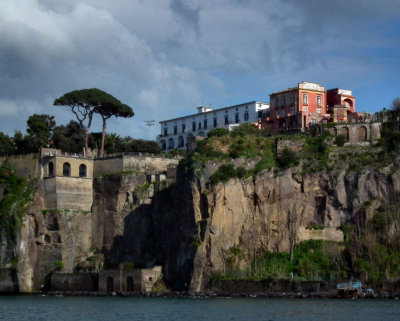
<box><xmin>170</xmin><ymin>0</ymin><xmax>201</xmax><ymax>37</ymax></box>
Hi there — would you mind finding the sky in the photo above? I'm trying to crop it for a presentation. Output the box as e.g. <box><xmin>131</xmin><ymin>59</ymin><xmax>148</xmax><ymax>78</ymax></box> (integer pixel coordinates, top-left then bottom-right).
<box><xmin>0</xmin><ymin>0</ymin><xmax>399</xmax><ymax>140</ymax></box>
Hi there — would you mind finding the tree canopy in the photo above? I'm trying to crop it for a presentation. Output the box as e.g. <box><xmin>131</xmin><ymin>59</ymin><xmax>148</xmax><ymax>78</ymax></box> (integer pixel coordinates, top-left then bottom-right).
<box><xmin>26</xmin><ymin>114</ymin><xmax>56</xmax><ymax>151</ymax></box>
<box><xmin>54</xmin><ymin>88</ymin><xmax>133</xmax><ymax>157</ymax></box>
<box><xmin>96</xmin><ymin>99</ymin><xmax>134</xmax><ymax>157</ymax></box>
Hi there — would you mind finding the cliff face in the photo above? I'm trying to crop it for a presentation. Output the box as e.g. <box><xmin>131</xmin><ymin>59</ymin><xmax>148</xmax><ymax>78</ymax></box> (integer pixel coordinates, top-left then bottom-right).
<box><xmin>86</xmin><ymin>160</ymin><xmax>400</xmax><ymax>292</ymax></box>
<box><xmin>188</xmin><ymin>163</ymin><xmax>400</xmax><ymax>291</ymax></box>
<box><xmin>1</xmin><ymin>157</ymin><xmax>399</xmax><ymax>293</ymax></box>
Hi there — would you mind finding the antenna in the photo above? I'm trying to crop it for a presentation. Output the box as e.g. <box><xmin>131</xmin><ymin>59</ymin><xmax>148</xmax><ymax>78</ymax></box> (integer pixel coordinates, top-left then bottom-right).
<box><xmin>145</xmin><ymin>120</ymin><xmax>155</xmax><ymax>140</ymax></box>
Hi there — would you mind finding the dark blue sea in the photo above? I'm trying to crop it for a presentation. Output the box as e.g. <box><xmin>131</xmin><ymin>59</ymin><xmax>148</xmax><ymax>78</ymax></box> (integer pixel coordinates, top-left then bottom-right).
<box><xmin>0</xmin><ymin>296</ymin><xmax>399</xmax><ymax>321</ymax></box>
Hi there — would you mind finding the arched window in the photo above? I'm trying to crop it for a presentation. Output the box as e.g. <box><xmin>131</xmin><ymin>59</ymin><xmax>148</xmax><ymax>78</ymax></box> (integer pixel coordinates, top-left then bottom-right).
<box><xmin>357</xmin><ymin>126</ymin><xmax>367</xmax><ymax>141</ymax></box>
<box><xmin>48</xmin><ymin>162</ymin><xmax>54</xmax><ymax>176</ymax></box>
<box><xmin>178</xmin><ymin>136</ymin><xmax>184</xmax><ymax>147</ymax></box>
<box><xmin>339</xmin><ymin>127</ymin><xmax>349</xmax><ymax>141</ymax></box>
<box><xmin>127</xmin><ymin>276</ymin><xmax>134</xmax><ymax>292</ymax></box>
<box><xmin>79</xmin><ymin>164</ymin><xmax>87</xmax><ymax>178</ymax></box>
<box><xmin>63</xmin><ymin>162</ymin><xmax>71</xmax><ymax>177</ymax></box>
<box><xmin>168</xmin><ymin>138</ymin><xmax>174</xmax><ymax>149</ymax></box>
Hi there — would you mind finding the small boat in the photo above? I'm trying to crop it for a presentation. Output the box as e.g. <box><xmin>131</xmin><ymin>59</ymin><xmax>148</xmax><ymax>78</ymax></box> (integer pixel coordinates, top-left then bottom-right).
<box><xmin>336</xmin><ymin>278</ymin><xmax>362</xmax><ymax>298</ymax></box>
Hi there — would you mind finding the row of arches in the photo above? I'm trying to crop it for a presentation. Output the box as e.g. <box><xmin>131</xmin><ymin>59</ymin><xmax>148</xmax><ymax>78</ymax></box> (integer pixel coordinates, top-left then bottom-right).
<box><xmin>160</xmin><ymin>132</ymin><xmax>206</xmax><ymax>150</ymax></box>
<box><xmin>48</xmin><ymin>162</ymin><xmax>87</xmax><ymax>178</ymax></box>
<box><xmin>333</xmin><ymin>125</ymin><xmax>368</xmax><ymax>142</ymax></box>
<box><xmin>106</xmin><ymin>276</ymin><xmax>134</xmax><ymax>292</ymax></box>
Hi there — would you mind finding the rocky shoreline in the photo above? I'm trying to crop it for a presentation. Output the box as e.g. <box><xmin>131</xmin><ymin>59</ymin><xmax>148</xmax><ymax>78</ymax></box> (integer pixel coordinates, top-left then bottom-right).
<box><xmin>40</xmin><ymin>290</ymin><xmax>399</xmax><ymax>300</ymax></box>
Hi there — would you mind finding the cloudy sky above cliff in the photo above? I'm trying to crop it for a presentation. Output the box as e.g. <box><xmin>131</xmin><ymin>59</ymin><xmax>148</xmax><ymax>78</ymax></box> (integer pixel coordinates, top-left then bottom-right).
<box><xmin>0</xmin><ymin>0</ymin><xmax>399</xmax><ymax>139</ymax></box>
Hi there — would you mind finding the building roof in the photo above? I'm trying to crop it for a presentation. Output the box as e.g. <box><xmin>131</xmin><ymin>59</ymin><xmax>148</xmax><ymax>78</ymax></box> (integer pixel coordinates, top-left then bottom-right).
<box><xmin>159</xmin><ymin>101</ymin><xmax>269</xmax><ymax>124</ymax></box>
<box><xmin>270</xmin><ymin>81</ymin><xmax>326</xmax><ymax>96</ymax></box>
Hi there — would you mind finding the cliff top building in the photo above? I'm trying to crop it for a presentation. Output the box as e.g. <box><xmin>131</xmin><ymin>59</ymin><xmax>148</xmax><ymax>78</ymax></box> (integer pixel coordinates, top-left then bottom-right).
<box><xmin>262</xmin><ymin>81</ymin><xmax>356</xmax><ymax>134</ymax></box>
<box><xmin>157</xmin><ymin>101</ymin><xmax>269</xmax><ymax>151</ymax></box>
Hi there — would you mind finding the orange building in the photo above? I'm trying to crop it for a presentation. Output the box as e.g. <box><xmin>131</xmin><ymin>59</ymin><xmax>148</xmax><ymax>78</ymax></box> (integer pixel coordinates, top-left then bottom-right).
<box><xmin>262</xmin><ymin>81</ymin><xmax>355</xmax><ymax>133</ymax></box>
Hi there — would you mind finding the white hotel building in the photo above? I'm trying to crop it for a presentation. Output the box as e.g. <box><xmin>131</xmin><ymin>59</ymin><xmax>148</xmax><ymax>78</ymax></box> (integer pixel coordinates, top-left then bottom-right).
<box><xmin>157</xmin><ymin>101</ymin><xmax>269</xmax><ymax>151</ymax></box>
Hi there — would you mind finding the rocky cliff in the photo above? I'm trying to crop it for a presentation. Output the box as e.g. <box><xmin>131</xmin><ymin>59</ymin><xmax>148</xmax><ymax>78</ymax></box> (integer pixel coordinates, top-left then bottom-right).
<box><xmin>1</xmin><ymin>154</ymin><xmax>399</xmax><ymax>293</ymax></box>
<box><xmin>86</xmin><ymin>156</ymin><xmax>400</xmax><ymax>292</ymax></box>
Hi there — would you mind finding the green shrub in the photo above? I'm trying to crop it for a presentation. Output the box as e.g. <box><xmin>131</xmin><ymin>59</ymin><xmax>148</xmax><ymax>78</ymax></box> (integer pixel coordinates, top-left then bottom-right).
<box><xmin>236</xmin><ymin>167</ymin><xmax>246</xmax><ymax>178</ymax></box>
<box><xmin>230</xmin><ymin>123</ymin><xmax>259</xmax><ymax>137</ymax></box>
<box><xmin>207</xmin><ymin>128</ymin><xmax>229</xmax><ymax>138</ymax></box>
<box><xmin>252</xmin><ymin>150</ymin><xmax>275</xmax><ymax>174</ymax></box>
<box><xmin>276</xmin><ymin>147</ymin><xmax>299</xmax><ymax>169</ymax></box>
<box><xmin>55</xmin><ymin>261</ymin><xmax>64</xmax><ymax>270</ymax></box>
<box><xmin>306</xmin><ymin>224</ymin><xmax>326</xmax><ymax>230</ymax></box>
<box><xmin>209</xmin><ymin>164</ymin><xmax>237</xmax><ymax>185</ymax></box>
<box><xmin>195</xmin><ymin>139</ymin><xmax>228</xmax><ymax>161</ymax></box>
<box><xmin>334</xmin><ymin>134</ymin><xmax>346</xmax><ymax>146</ymax></box>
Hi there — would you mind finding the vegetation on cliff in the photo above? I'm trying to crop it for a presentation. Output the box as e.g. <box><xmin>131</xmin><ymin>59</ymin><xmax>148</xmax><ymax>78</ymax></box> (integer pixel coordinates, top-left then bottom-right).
<box><xmin>0</xmin><ymin>161</ymin><xmax>36</xmax><ymax>242</ymax></box>
<box><xmin>186</xmin><ymin>115</ymin><xmax>400</xmax><ymax>283</ymax></box>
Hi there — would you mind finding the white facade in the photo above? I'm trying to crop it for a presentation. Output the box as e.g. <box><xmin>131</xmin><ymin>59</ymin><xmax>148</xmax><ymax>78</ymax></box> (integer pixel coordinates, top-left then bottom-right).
<box><xmin>157</xmin><ymin>101</ymin><xmax>269</xmax><ymax>151</ymax></box>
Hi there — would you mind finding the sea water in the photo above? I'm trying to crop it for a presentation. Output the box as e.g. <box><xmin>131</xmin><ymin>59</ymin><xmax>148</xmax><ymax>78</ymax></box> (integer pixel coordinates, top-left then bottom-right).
<box><xmin>0</xmin><ymin>296</ymin><xmax>399</xmax><ymax>321</ymax></box>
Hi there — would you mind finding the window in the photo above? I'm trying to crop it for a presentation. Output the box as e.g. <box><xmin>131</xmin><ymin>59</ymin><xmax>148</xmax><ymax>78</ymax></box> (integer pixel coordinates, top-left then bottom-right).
<box><xmin>290</xmin><ymin>94</ymin><xmax>294</xmax><ymax>104</ymax></box>
<box><xmin>127</xmin><ymin>277</ymin><xmax>133</xmax><ymax>292</ymax></box>
<box><xmin>290</xmin><ymin>107</ymin><xmax>295</xmax><ymax>115</ymax></box>
<box><xmin>173</xmin><ymin>125</ymin><xmax>177</xmax><ymax>135</ymax></box>
<box><xmin>163</xmin><ymin>127</ymin><xmax>168</xmax><ymax>136</ymax></box>
<box><xmin>192</xmin><ymin>122</ymin><xmax>196</xmax><ymax>131</ymax></box>
<box><xmin>213</xmin><ymin>117</ymin><xmax>217</xmax><ymax>128</ymax></box>
<box><xmin>182</xmin><ymin>124</ymin><xmax>186</xmax><ymax>133</ymax></box>
<box><xmin>63</xmin><ymin>162</ymin><xmax>71</xmax><ymax>177</ymax></box>
<box><xmin>168</xmin><ymin>138</ymin><xmax>174</xmax><ymax>149</ymax></box>
<box><xmin>178</xmin><ymin>136</ymin><xmax>184</xmax><ymax>147</ymax></box>
<box><xmin>224</xmin><ymin>115</ymin><xmax>229</xmax><ymax>125</ymax></box>
<box><xmin>281</xmin><ymin>97</ymin><xmax>285</xmax><ymax>106</ymax></box>
<box><xmin>48</xmin><ymin>162</ymin><xmax>54</xmax><ymax>176</ymax></box>
<box><xmin>275</xmin><ymin>98</ymin><xmax>279</xmax><ymax>108</ymax></box>
<box><xmin>244</xmin><ymin>110</ymin><xmax>249</xmax><ymax>121</ymax></box>
<box><xmin>79</xmin><ymin>164</ymin><xmax>87</xmax><ymax>178</ymax></box>
<box><xmin>235</xmin><ymin>113</ymin><xmax>239</xmax><ymax>123</ymax></box>
<box><xmin>303</xmin><ymin>94</ymin><xmax>308</xmax><ymax>104</ymax></box>
<box><xmin>198</xmin><ymin>122</ymin><xmax>201</xmax><ymax>129</ymax></box>
<box><xmin>281</xmin><ymin>109</ymin><xmax>285</xmax><ymax>117</ymax></box>
<box><xmin>303</xmin><ymin>106</ymin><xmax>308</xmax><ymax>112</ymax></box>
<box><xmin>258</xmin><ymin>110</ymin><xmax>262</xmax><ymax>118</ymax></box>
<box><xmin>317</xmin><ymin>108</ymin><xmax>321</xmax><ymax>114</ymax></box>
<box><xmin>204</xmin><ymin>119</ymin><xmax>207</xmax><ymax>129</ymax></box>
<box><xmin>275</xmin><ymin>110</ymin><xmax>279</xmax><ymax>117</ymax></box>
<box><xmin>282</xmin><ymin>121</ymin><xmax>286</xmax><ymax>128</ymax></box>
<box><xmin>317</xmin><ymin>95</ymin><xmax>321</xmax><ymax>106</ymax></box>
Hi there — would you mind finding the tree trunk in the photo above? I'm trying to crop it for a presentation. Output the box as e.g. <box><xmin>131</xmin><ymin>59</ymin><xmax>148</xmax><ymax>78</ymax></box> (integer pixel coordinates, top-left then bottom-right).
<box><xmin>100</xmin><ymin>117</ymin><xmax>107</xmax><ymax>158</ymax></box>
<box><xmin>84</xmin><ymin>127</ymin><xmax>89</xmax><ymax>157</ymax></box>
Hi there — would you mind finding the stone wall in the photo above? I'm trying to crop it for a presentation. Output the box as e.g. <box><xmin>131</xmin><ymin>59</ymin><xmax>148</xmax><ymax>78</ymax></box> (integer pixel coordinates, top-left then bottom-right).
<box><xmin>93</xmin><ymin>155</ymin><xmax>179</xmax><ymax>177</ymax></box>
<box><xmin>211</xmin><ymin>279</ymin><xmax>338</xmax><ymax>296</ymax></box>
<box><xmin>51</xmin><ymin>272</ymin><xmax>97</xmax><ymax>291</ymax></box>
<box><xmin>328</xmin><ymin>122</ymin><xmax>381</xmax><ymax>143</ymax></box>
<box><xmin>99</xmin><ymin>270</ymin><xmax>142</xmax><ymax>292</ymax></box>
<box><xmin>122</xmin><ymin>155</ymin><xmax>179</xmax><ymax>174</ymax></box>
<box><xmin>43</xmin><ymin>177</ymin><xmax>93</xmax><ymax>211</ymax></box>
<box><xmin>98</xmin><ymin>267</ymin><xmax>161</xmax><ymax>292</ymax></box>
<box><xmin>0</xmin><ymin>154</ymin><xmax>41</xmax><ymax>179</ymax></box>
<box><xmin>92</xmin><ymin>156</ymin><xmax>124</xmax><ymax>177</ymax></box>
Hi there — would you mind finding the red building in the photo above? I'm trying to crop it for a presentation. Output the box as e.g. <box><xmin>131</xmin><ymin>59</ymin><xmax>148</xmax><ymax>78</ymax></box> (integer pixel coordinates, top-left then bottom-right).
<box><xmin>262</xmin><ymin>81</ymin><xmax>355</xmax><ymax>133</ymax></box>
<box><xmin>327</xmin><ymin>88</ymin><xmax>356</xmax><ymax>123</ymax></box>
